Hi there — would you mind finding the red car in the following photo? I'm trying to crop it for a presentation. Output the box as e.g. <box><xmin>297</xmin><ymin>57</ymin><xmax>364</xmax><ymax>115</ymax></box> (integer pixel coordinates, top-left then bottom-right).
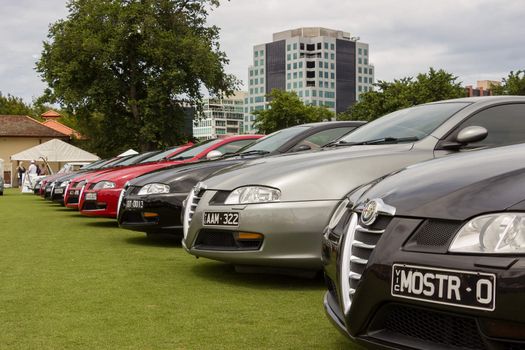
<box><xmin>64</xmin><ymin>144</ymin><xmax>192</xmax><ymax>209</ymax></box>
<box><xmin>78</xmin><ymin>135</ymin><xmax>261</xmax><ymax>218</ymax></box>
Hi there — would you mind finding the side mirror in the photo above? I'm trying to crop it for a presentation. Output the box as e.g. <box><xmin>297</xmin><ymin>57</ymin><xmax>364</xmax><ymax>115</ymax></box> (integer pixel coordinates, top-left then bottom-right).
<box><xmin>206</xmin><ymin>150</ymin><xmax>223</xmax><ymax>160</ymax></box>
<box><xmin>291</xmin><ymin>144</ymin><xmax>312</xmax><ymax>152</ymax></box>
<box><xmin>456</xmin><ymin>126</ymin><xmax>488</xmax><ymax>144</ymax></box>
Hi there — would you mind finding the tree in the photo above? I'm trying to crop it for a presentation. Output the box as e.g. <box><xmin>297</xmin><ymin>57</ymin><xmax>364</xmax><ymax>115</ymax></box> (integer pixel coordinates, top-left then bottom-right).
<box><xmin>492</xmin><ymin>70</ymin><xmax>525</xmax><ymax>95</ymax></box>
<box><xmin>338</xmin><ymin>68</ymin><xmax>466</xmax><ymax>122</ymax></box>
<box><xmin>36</xmin><ymin>0</ymin><xmax>235</xmax><ymax>157</ymax></box>
<box><xmin>253</xmin><ymin>89</ymin><xmax>334</xmax><ymax>134</ymax></box>
<box><xmin>0</xmin><ymin>92</ymin><xmax>34</xmax><ymax>116</ymax></box>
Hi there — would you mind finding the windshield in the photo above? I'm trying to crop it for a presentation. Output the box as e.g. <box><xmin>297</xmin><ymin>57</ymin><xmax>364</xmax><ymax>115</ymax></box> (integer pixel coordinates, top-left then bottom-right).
<box><xmin>339</xmin><ymin>102</ymin><xmax>470</xmax><ymax>144</ymax></box>
<box><xmin>168</xmin><ymin>139</ymin><xmax>220</xmax><ymax>160</ymax></box>
<box><xmin>80</xmin><ymin>159</ymin><xmax>105</xmax><ymax>170</ymax></box>
<box><xmin>238</xmin><ymin>126</ymin><xmax>309</xmax><ymax>153</ymax></box>
<box><xmin>139</xmin><ymin>146</ymin><xmax>182</xmax><ymax>163</ymax></box>
<box><xmin>114</xmin><ymin>152</ymin><xmax>155</xmax><ymax>166</ymax></box>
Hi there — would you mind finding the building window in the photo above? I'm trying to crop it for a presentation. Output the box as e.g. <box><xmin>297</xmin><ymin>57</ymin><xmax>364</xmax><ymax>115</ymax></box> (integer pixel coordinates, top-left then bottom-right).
<box><xmin>330</xmin><ymin>53</ymin><xmax>335</xmax><ymax>60</ymax></box>
<box><xmin>364</xmin><ymin>67</ymin><xmax>368</xmax><ymax>74</ymax></box>
<box><xmin>324</xmin><ymin>42</ymin><xmax>328</xmax><ymax>50</ymax></box>
<box><xmin>358</xmin><ymin>67</ymin><xmax>362</xmax><ymax>73</ymax></box>
<box><xmin>287</xmin><ymin>44</ymin><xmax>291</xmax><ymax>51</ymax></box>
<box><xmin>319</xmin><ymin>90</ymin><xmax>323</xmax><ymax>97</ymax></box>
<box><xmin>324</xmin><ymin>52</ymin><xmax>328</xmax><ymax>59</ymax></box>
<box><xmin>260</xmin><ymin>68</ymin><xmax>264</xmax><ymax>74</ymax></box>
<box><xmin>287</xmin><ymin>54</ymin><xmax>291</xmax><ymax>60</ymax></box>
<box><xmin>260</xmin><ymin>78</ymin><xmax>264</xmax><ymax>84</ymax></box>
<box><xmin>312</xmin><ymin>90</ymin><xmax>317</xmax><ymax>97</ymax></box>
<box><xmin>293</xmin><ymin>62</ymin><xmax>297</xmax><ymax>69</ymax></box>
<box><xmin>293</xmin><ymin>53</ymin><xmax>297</xmax><ymax>60</ymax></box>
<box><xmin>364</xmin><ymin>49</ymin><xmax>368</xmax><ymax>56</ymax></box>
<box><xmin>299</xmin><ymin>71</ymin><xmax>303</xmax><ymax>78</ymax></box>
<box><xmin>317</xmin><ymin>42</ymin><xmax>322</xmax><ymax>50</ymax></box>
<box><xmin>324</xmin><ymin>62</ymin><xmax>328</xmax><ymax>69</ymax></box>
<box><xmin>358</xmin><ymin>85</ymin><xmax>362</xmax><ymax>92</ymax></box>
<box><xmin>250</xmin><ymin>79</ymin><xmax>253</xmax><ymax>85</ymax></box>
<box><xmin>298</xmin><ymin>91</ymin><xmax>303</xmax><ymax>97</ymax></box>
<box><xmin>358</xmin><ymin>48</ymin><xmax>362</xmax><ymax>55</ymax></box>
<box><xmin>307</xmin><ymin>43</ymin><xmax>315</xmax><ymax>51</ymax></box>
<box><xmin>287</xmin><ymin>73</ymin><xmax>291</xmax><ymax>79</ymax></box>
<box><xmin>255</xmin><ymin>78</ymin><xmax>259</xmax><ymax>84</ymax></box>
<box><xmin>369</xmin><ymin>67</ymin><xmax>373</xmax><ymax>75</ymax></box>
<box><xmin>298</xmin><ymin>81</ymin><xmax>303</xmax><ymax>88</ymax></box>
<box><xmin>331</xmin><ymin>82</ymin><xmax>335</xmax><ymax>89</ymax></box>
<box><xmin>306</xmin><ymin>80</ymin><xmax>315</xmax><ymax>87</ymax></box>
<box><xmin>364</xmin><ymin>77</ymin><xmax>368</xmax><ymax>83</ymax></box>
<box><xmin>330</xmin><ymin>72</ymin><xmax>335</xmax><ymax>79</ymax></box>
<box><xmin>358</xmin><ymin>57</ymin><xmax>362</xmax><ymax>64</ymax></box>
<box><xmin>306</xmin><ymin>71</ymin><xmax>315</xmax><ymax>78</ymax></box>
<box><xmin>254</xmin><ymin>51</ymin><xmax>258</xmax><ymax>57</ymax></box>
<box><xmin>250</xmin><ymin>70</ymin><xmax>253</xmax><ymax>76</ymax></box>
<box><xmin>330</xmin><ymin>43</ymin><xmax>335</xmax><ymax>50</ymax></box>
<box><xmin>259</xmin><ymin>59</ymin><xmax>264</xmax><ymax>65</ymax></box>
<box><xmin>305</xmin><ymin>90</ymin><xmax>310</xmax><ymax>97</ymax></box>
<box><xmin>324</xmin><ymin>81</ymin><xmax>329</xmax><ymax>88</ymax></box>
<box><xmin>370</xmin><ymin>77</ymin><xmax>374</xmax><ymax>84</ymax></box>
<box><xmin>250</xmin><ymin>88</ymin><xmax>253</xmax><ymax>94</ymax></box>
<box><xmin>331</xmin><ymin>63</ymin><xmax>335</xmax><ymax>70</ymax></box>
<box><xmin>255</xmin><ymin>60</ymin><xmax>259</xmax><ymax>66</ymax></box>
<box><xmin>358</xmin><ymin>76</ymin><xmax>362</xmax><ymax>83</ymax></box>
<box><xmin>307</xmin><ymin>61</ymin><xmax>315</xmax><ymax>68</ymax></box>
<box><xmin>293</xmin><ymin>82</ymin><xmax>297</xmax><ymax>88</ymax></box>
<box><xmin>300</xmin><ymin>43</ymin><xmax>304</xmax><ymax>50</ymax></box>
<box><xmin>293</xmin><ymin>43</ymin><xmax>297</xmax><ymax>50</ymax></box>
<box><xmin>287</xmin><ymin>64</ymin><xmax>291</xmax><ymax>70</ymax></box>
<box><xmin>287</xmin><ymin>83</ymin><xmax>291</xmax><ymax>89</ymax></box>
<box><xmin>293</xmin><ymin>72</ymin><xmax>298</xmax><ymax>79</ymax></box>
<box><xmin>298</xmin><ymin>61</ymin><xmax>303</xmax><ymax>68</ymax></box>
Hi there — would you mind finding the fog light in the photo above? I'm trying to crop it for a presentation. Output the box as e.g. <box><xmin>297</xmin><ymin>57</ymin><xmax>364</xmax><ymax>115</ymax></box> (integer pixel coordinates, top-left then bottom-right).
<box><xmin>235</xmin><ymin>232</ymin><xmax>263</xmax><ymax>240</ymax></box>
<box><xmin>143</xmin><ymin>212</ymin><xmax>159</xmax><ymax>218</ymax></box>
<box><xmin>480</xmin><ymin>319</ymin><xmax>525</xmax><ymax>340</ymax></box>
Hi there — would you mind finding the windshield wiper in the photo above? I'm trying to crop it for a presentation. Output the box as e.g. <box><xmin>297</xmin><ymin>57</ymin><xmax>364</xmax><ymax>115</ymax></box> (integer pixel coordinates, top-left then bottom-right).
<box><xmin>239</xmin><ymin>150</ymin><xmax>271</xmax><ymax>156</ymax></box>
<box><xmin>326</xmin><ymin>136</ymin><xmax>419</xmax><ymax>147</ymax></box>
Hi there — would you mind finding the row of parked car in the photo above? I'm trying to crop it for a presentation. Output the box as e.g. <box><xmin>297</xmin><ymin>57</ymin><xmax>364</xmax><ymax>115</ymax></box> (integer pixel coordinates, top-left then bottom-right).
<box><xmin>35</xmin><ymin>95</ymin><xmax>524</xmax><ymax>349</ymax></box>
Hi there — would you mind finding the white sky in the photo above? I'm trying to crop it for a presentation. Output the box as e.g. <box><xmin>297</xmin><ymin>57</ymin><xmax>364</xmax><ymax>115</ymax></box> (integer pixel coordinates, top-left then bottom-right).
<box><xmin>1</xmin><ymin>0</ymin><xmax>523</xmax><ymax>103</ymax></box>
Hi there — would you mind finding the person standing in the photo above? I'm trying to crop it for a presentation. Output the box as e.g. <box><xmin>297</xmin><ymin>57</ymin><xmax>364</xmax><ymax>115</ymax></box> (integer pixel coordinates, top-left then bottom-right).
<box><xmin>17</xmin><ymin>162</ymin><xmax>26</xmax><ymax>188</ymax></box>
<box><xmin>27</xmin><ymin>160</ymin><xmax>38</xmax><ymax>175</ymax></box>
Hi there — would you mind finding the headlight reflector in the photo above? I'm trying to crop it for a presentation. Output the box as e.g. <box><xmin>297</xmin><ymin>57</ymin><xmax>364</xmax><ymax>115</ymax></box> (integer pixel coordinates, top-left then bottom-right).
<box><xmin>137</xmin><ymin>183</ymin><xmax>170</xmax><ymax>195</ymax></box>
<box><xmin>93</xmin><ymin>181</ymin><xmax>116</xmax><ymax>190</ymax></box>
<box><xmin>449</xmin><ymin>213</ymin><xmax>525</xmax><ymax>254</ymax></box>
<box><xmin>224</xmin><ymin>186</ymin><xmax>281</xmax><ymax>205</ymax></box>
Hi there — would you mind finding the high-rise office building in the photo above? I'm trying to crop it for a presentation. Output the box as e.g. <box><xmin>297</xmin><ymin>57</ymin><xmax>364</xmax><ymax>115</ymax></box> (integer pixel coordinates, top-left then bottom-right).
<box><xmin>244</xmin><ymin>27</ymin><xmax>374</xmax><ymax>133</ymax></box>
<box><xmin>193</xmin><ymin>91</ymin><xmax>246</xmax><ymax>140</ymax></box>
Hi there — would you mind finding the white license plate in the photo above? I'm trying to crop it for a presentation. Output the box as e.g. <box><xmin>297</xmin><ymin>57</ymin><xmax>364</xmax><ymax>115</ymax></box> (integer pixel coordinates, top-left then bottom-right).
<box><xmin>203</xmin><ymin>211</ymin><xmax>239</xmax><ymax>226</ymax></box>
<box><xmin>85</xmin><ymin>193</ymin><xmax>97</xmax><ymax>201</ymax></box>
<box><xmin>54</xmin><ymin>188</ymin><xmax>64</xmax><ymax>194</ymax></box>
<box><xmin>126</xmin><ymin>199</ymin><xmax>144</xmax><ymax>209</ymax></box>
<box><xmin>392</xmin><ymin>264</ymin><xmax>496</xmax><ymax>311</ymax></box>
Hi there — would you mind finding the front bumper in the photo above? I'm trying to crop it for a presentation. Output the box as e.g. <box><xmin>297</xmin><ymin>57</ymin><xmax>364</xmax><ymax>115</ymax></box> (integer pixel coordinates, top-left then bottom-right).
<box><xmin>323</xmin><ymin>215</ymin><xmax>525</xmax><ymax>349</ymax></box>
<box><xmin>80</xmin><ymin>188</ymin><xmax>121</xmax><ymax>218</ymax></box>
<box><xmin>117</xmin><ymin>192</ymin><xmax>187</xmax><ymax>234</ymax></box>
<box><xmin>184</xmin><ymin>189</ymin><xmax>339</xmax><ymax>270</ymax></box>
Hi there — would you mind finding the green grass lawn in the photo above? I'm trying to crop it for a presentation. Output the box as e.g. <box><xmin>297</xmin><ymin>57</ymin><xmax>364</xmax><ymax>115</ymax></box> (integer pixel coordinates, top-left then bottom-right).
<box><xmin>0</xmin><ymin>189</ymin><xmax>355</xmax><ymax>349</ymax></box>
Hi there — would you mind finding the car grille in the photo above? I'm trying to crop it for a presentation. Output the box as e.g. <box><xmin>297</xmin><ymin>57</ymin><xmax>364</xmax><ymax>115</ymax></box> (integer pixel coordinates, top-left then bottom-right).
<box><xmin>182</xmin><ymin>187</ymin><xmax>204</xmax><ymax>239</ymax></box>
<box><xmin>404</xmin><ymin>219</ymin><xmax>462</xmax><ymax>253</ymax></box>
<box><xmin>339</xmin><ymin>211</ymin><xmax>392</xmax><ymax>314</ymax></box>
<box><xmin>194</xmin><ymin>230</ymin><xmax>262</xmax><ymax>250</ymax></box>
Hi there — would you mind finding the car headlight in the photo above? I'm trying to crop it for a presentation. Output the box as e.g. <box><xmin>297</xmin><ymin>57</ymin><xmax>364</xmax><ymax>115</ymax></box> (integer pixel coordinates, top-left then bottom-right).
<box><xmin>327</xmin><ymin>199</ymin><xmax>350</xmax><ymax>230</ymax></box>
<box><xmin>93</xmin><ymin>181</ymin><xmax>116</xmax><ymax>190</ymax></box>
<box><xmin>137</xmin><ymin>183</ymin><xmax>170</xmax><ymax>195</ymax></box>
<box><xmin>449</xmin><ymin>212</ymin><xmax>525</xmax><ymax>254</ymax></box>
<box><xmin>224</xmin><ymin>186</ymin><xmax>281</xmax><ymax>205</ymax></box>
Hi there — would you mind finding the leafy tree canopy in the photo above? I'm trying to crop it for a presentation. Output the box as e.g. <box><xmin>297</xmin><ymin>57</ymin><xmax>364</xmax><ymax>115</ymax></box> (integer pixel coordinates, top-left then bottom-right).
<box><xmin>0</xmin><ymin>92</ymin><xmax>34</xmax><ymax>116</ymax></box>
<box><xmin>338</xmin><ymin>68</ymin><xmax>466</xmax><ymax>122</ymax></box>
<box><xmin>492</xmin><ymin>70</ymin><xmax>525</xmax><ymax>95</ymax></box>
<box><xmin>36</xmin><ymin>0</ymin><xmax>235</xmax><ymax>157</ymax></box>
<box><xmin>253</xmin><ymin>89</ymin><xmax>334</xmax><ymax>134</ymax></box>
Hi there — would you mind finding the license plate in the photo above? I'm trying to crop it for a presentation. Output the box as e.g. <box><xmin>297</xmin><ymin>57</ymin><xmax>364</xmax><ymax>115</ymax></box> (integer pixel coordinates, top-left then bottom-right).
<box><xmin>203</xmin><ymin>211</ymin><xmax>239</xmax><ymax>226</ymax></box>
<box><xmin>392</xmin><ymin>264</ymin><xmax>496</xmax><ymax>311</ymax></box>
<box><xmin>54</xmin><ymin>188</ymin><xmax>64</xmax><ymax>194</ymax></box>
<box><xmin>126</xmin><ymin>199</ymin><xmax>144</xmax><ymax>209</ymax></box>
<box><xmin>85</xmin><ymin>193</ymin><xmax>97</xmax><ymax>201</ymax></box>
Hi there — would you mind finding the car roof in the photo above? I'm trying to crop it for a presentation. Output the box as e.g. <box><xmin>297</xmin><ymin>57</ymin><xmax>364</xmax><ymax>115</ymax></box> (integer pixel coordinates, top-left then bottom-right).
<box><xmin>427</xmin><ymin>95</ymin><xmax>525</xmax><ymax>104</ymax></box>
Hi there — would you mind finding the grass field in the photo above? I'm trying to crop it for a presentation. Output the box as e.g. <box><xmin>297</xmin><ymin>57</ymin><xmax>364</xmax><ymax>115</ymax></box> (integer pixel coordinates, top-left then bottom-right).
<box><xmin>0</xmin><ymin>188</ymin><xmax>355</xmax><ymax>349</ymax></box>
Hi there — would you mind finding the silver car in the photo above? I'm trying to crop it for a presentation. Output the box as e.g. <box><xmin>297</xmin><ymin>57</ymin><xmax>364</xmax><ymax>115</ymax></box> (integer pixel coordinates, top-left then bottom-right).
<box><xmin>183</xmin><ymin>96</ymin><xmax>525</xmax><ymax>274</ymax></box>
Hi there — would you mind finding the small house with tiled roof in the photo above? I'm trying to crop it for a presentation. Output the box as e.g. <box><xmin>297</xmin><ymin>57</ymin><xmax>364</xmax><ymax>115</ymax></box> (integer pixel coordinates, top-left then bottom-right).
<box><xmin>41</xmin><ymin>110</ymin><xmax>85</xmax><ymax>140</ymax></box>
<box><xmin>0</xmin><ymin>114</ymin><xmax>70</xmax><ymax>186</ymax></box>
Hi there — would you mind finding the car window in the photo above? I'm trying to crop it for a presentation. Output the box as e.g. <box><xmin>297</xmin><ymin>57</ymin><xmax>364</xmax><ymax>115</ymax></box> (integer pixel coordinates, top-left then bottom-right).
<box><xmin>237</xmin><ymin>126</ymin><xmax>309</xmax><ymax>153</ymax></box>
<box><xmin>215</xmin><ymin>139</ymin><xmax>256</xmax><ymax>155</ymax></box>
<box><xmin>339</xmin><ymin>102</ymin><xmax>470</xmax><ymax>143</ymax></box>
<box><xmin>169</xmin><ymin>139</ymin><xmax>219</xmax><ymax>160</ymax></box>
<box><xmin>446</xmin><ymin>104</ymin><xmax>525</xmax><ymax>148</ymax></box>
<box><xmin>295</xmin><ymin>127</ymin><xmax>357</xmax><ymax>150</ymax></box>
<box><xmin>139</xmin><ymin>146</ymin><xmax>181</xmax><ymax>163</ymax></box>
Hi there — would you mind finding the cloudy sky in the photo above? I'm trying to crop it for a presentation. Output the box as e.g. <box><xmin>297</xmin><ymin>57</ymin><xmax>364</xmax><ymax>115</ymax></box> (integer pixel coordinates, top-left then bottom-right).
<box><xmin>1</xmin><ymin>0</ymin><xmax>523</xmax><ymax>103</ymax></box>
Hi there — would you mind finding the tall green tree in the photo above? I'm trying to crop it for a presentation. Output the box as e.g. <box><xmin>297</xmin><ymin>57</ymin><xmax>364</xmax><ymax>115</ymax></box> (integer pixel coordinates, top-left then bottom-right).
<box><xmin>36</xmin><ymin>0</ymin><xmax>235</xmax><ymax>157</ymax></box>
<box><xmin>253</xmin><ymin>89</ymin><xmax>334</xmax><ymax>134</ymax></box>
<box><xmin>339</xmin><ymin>68</ymin><xmax>466</xmax><ymax>121</ymax></box>
<box><xmin>492</xmin><ymin>70</ymin><xmax>525</xmax><ymax>95</ymax></box>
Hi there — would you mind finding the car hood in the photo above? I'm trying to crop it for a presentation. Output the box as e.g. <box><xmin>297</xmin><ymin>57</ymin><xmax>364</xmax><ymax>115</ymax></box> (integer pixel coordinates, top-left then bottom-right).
<box><xmin>130</xmin><ymin>158</ymin><xmax>249</xmax><ymax>192</ymax></box>
<box><xmin>358</xmin><ymin>144</ymin><xmax>525</xmax><ymax>221</ymax></box>
<box><xmin>89</xmin><ymin>162</ymin><xmax>176</xmax><ymax>185</ymax></box>
<box><xmin>203</xmin><ymin>143</ymin><xmax>433</xmax><ymax>202</ymax></box>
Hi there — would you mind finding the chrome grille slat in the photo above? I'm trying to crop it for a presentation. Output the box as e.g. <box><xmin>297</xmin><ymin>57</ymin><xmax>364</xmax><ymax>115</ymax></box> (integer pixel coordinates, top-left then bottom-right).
<box><xmin>350</xmin><ymin>255</ymin><xmax>368</xmax><ymax>265</ymax></box>
<box><xmin>356</xmin><ymin>225</ymin><xmax>385</xmax><ymax>234</ymax></box>
<box><xmin>352</xmin><ymin>240</ymin><xmax>376</xmax><ymax>249</ymax></box>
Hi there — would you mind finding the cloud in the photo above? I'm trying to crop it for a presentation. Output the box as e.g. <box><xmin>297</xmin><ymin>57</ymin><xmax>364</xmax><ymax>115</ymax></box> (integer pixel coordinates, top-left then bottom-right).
<box><xmin>1</xmin><ymin>0</ymin><xmax>524</xmax><ymax>102</ymax></box>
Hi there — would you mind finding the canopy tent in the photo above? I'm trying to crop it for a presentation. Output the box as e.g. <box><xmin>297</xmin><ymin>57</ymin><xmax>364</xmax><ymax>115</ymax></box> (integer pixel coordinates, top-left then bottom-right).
<box><xmin>118</xmin><ymin>149</ymin><xmax>139</xmax><ymax>157</ymax></box>
<box><xmin>10</xmin><ymin>139</ymin><xmax>99</xmax><ymax>162</ymax></box>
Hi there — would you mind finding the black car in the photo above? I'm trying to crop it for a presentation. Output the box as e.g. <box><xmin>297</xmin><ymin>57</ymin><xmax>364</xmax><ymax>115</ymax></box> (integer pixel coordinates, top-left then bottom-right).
<box><xmin>118</xmin><ymin>121</ymin><xmax>364</xmax><ymax>237</ymax></box>
<box><xmin>323</xmin><ymin>144</ymin><xmax>525</xmax><ymax>350</ymax></box>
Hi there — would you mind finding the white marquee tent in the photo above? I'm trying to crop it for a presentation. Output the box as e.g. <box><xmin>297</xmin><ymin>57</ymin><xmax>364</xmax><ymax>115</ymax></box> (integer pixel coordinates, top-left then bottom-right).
<box><xmin>11</xmin><ymin>139</ymin><xmax>99</xmax><ymax>163</ymax></box>
<box><xmin>118</xmin><ymin>149</ymin><xmax>139</xmax><ymax>157</ymax></box>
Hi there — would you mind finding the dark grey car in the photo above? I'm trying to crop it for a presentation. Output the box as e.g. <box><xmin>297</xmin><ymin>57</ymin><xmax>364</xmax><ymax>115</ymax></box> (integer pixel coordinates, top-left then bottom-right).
<box><xmin>183</xmin><ymin>96</ymin><xmax>525</xmax><ymax>274</ymax></box>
